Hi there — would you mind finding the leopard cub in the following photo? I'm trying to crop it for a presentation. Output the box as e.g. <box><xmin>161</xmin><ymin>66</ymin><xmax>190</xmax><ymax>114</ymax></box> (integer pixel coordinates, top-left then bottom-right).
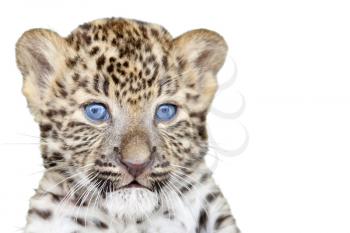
<box><xmin>16</xmin><ymin>17</ymin><xmax>239</xmax><ymax>233</ymax></box>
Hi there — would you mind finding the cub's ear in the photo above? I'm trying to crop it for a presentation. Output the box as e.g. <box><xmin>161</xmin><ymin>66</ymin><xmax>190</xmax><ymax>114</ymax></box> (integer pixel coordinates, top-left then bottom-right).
<box><xmin>16</xmin><ymin>29</ymin><xmax>67</xmax><ymax>118</ymax></box>
<box><xmin>173</xmin><ymin>29</ymin><xmax>228</xmax><ymax>113</ymax></box>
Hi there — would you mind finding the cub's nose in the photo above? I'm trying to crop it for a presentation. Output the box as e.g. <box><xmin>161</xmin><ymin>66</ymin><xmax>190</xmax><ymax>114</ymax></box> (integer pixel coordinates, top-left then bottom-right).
<box><xmin>120</xmin><ymin>160</ymin><xmax>151</xmax><ymax>178</ymax></box>
<box><xmin>115</xmin><ymin>130</ymin><xmax>155</xmax><ymax>177</ymax></box>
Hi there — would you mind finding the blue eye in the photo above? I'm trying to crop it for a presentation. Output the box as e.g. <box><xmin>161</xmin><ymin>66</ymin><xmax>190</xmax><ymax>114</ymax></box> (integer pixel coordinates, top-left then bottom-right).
<box><xmin>84</xmin><ymin>103</ymin><xmax>109</xmax><ymax>122</ymax></box>
<box><xmin>156</xmin><ymin>104</ymin><xmax>177</xmax><ymax>121</ymax></box>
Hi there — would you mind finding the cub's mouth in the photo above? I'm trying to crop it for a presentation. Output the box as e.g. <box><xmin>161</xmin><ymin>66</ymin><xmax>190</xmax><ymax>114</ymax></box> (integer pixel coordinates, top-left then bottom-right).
<box><xmin>93</xmin><ymin>177</ymin><xmax>154</xmax><ymax>194</ymax></box>
<box><xmin>120</xmin><ymin>180</ymin><xmax>150</xmax><ymax>190</ymax></box>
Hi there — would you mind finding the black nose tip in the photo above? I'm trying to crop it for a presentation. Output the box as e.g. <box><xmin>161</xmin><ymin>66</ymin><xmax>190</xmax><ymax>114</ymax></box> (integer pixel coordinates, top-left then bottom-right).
<box><xmin>120</xmin><ymin>160</ymin><xmax>150</xmax><ymax>177</ymax></box>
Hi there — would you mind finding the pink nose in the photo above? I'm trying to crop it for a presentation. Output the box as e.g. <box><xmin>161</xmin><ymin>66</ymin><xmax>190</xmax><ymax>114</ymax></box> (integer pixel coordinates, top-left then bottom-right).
<box><xmin>120</xmin><ymin>160</ymin><xmax>151</xmax><ymax>177</ymax></box>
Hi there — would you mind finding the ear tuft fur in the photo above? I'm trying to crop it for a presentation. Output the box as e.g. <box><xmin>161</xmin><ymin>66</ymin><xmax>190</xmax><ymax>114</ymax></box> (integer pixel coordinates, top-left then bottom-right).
<box><xmin>15</xmin><ymin>29</ymin><xmax>67</xmax><ymax>119</ymax></box>
<box><xmin>173</xmin><ymin>29</ymin><xmax>228</xmax><ymax>112</ymax></box>
<box><xmin>173</xmin><ymin>29</ymin><xmax>228</xmax><ymax>75</ymax></box>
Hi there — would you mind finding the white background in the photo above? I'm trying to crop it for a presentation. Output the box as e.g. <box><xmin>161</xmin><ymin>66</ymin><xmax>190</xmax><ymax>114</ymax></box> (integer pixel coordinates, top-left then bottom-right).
<box><xmin>0</xmin><ymin>0</ymin><xmax>349</xmax><ymax>232</ymax></box>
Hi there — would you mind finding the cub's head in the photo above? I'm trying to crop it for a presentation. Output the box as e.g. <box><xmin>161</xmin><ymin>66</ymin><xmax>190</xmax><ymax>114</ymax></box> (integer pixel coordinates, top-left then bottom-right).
<box><xmin>16</xmin><ymin>18</ymin><xmax>227</xmax><ymax>218</ymax></box>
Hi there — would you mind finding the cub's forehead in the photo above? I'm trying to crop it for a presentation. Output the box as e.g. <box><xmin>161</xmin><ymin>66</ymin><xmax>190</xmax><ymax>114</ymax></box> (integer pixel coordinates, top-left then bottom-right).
<box><xmin>66</xmin><ymin>18</ymin><xmax>173</xmax><ymax>71</ymax></box>
<box><xmin>62</xmin><ymin>18</ymin><xmax>179</xmax><ymax>105</ymax></box>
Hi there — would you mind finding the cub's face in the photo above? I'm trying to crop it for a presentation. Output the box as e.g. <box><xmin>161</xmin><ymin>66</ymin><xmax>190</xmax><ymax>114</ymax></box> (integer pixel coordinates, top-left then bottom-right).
<box><xmin>16</xmin><ymin>18</ymin><xmax>227</xmax><ymax>217</ymax></box>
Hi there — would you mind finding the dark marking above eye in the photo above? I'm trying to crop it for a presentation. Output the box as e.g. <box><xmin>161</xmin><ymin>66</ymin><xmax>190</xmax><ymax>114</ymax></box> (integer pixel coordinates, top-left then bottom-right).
<box><xmin>111</xmin><ymin>74</ymin><xmax>119</xmax><ymax>85</ymax></box>
<box><xmin>94</xmin><ymin>75</ymin><xmax>100</xmax><ymax>93</ymax></box>
<box><xmin>90</xmin><ymin>46</ymin><xmax>100</xmax><ymax>56</ymax></box>
<box><xmin>107</xmin><ymin>64</ymin><xmax>114</xmax><ymax>73</ymax></box>
<box><xmin>103</xmin><ymin>79</ymin><xmax>110</xmax><ymax>96</ymax></box>
<box><xmin>78</xmin><ymin>79</ymin><xmax>88</xmax><ymax>88</ymax></box>
<box><xmin>186</xmin><ymin>93</ymin><xmax>200</xmax><ymax>101</ymax></box>
<box><xmin>117</xmin><ymin>69</ymin><xmax>126</xmax><ymax>76</ymax></box>
<box><xmin>120</xmin><ymin>82</ymin><xmax>127</xmax><ymax>90</ymax></box>
<box><xmin>115</xmin><ymin>90</ymin><xmax>120</xmax><ymax>98</ymax></box>
<box><xmin>96</xmin><ymin>55</ymin><xmax>106</xmax><ymax>70</ymax></box>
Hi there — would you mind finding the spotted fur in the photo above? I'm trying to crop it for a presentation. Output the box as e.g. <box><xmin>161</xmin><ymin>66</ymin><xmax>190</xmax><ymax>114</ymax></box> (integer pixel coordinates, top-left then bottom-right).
<box><xmin>16</xmin><ymin>18</ymin><xmax>239</xmax><ymax>233</ymax></box>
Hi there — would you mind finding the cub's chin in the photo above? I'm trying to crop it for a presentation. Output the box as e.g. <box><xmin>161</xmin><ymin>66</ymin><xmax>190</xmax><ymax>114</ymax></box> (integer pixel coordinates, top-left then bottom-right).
<box><xmin>104</xmin><ymin>187</ymin><xmax>159</xmax><ymax>220</ymax></box>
